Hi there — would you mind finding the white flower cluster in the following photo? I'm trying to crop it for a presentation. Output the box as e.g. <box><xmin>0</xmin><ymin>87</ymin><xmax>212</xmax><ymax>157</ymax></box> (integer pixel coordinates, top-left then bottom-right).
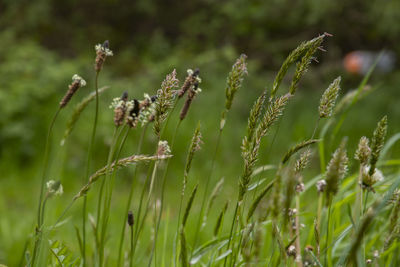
<box><xmin>187</xmin><ymin>69</ymin><xmax>202</xmax><ymax>94</ymax></box>
<box><xmin>157</xmin><ymin>140</ymin><xmax>171</xmax><ymax>157</ymax></box>
<box><xmin>137</xmin><ymin>94</ymin><xmax>156</xmax><ymax>127</ymax></box>
<box><xmin>361</xmin><ymin>165</ymin><xmax>384</xmax><ymax>187</ymax></box>
<box><xmin>46</xmin><ymin>180</ymin><xmax>63</xmax><ymax>197</ymax></box>
<box><xmin>125</xmin><ymin>100</ymin><xmax>137</xmax><ymax>126</ymax></box>
<box><xmin>109</xmin><ymin>97</ymin><xmax>127</xmax><ymax>110</ymax></box>
<box><xmin>72</xmin><ymin>74</ymin><xmax>87</xmax><ymax>87</ymax></box>
<box><xmin>95</xmin><ymin>44</ymin><xmax>113</xmax><ymax>56</ymax></box>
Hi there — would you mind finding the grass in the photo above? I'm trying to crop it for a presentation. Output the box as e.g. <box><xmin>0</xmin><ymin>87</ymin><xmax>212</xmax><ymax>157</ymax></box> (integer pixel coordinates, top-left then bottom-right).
<box><xmin>1</xmin><ymin>34</ymin><xmax>400</xmax><ymax>267</ymax></box>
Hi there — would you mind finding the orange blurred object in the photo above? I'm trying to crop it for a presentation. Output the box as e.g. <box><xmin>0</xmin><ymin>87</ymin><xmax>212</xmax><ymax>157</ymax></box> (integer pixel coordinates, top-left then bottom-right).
<box><xmin>343</xmin><ymin>50</ymin><xmax>395</xmax><ymax>75</ymax></box>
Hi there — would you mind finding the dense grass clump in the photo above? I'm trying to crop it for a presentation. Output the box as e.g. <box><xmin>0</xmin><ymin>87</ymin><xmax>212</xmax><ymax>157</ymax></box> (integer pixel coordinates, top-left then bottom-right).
<box><xmin>2</xmin><ymin>34</ymin><xmax>400</xmax><ymax>267</ymax></box>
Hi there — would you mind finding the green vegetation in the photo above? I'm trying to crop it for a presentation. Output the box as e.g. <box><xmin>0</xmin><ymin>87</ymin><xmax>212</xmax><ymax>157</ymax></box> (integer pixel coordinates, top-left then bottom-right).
<box><xmin>1</xmin><ymin>1</ymin><xmax>400</xmax><ymax>266</ymax></box>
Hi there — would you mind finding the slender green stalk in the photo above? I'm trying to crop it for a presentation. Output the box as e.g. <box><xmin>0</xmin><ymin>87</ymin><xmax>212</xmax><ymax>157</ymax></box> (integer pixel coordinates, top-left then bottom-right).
<box><xmin>224</xmin><ymin>201</ymin><xmax>240</xmax><ymax>267</ymax></box>
<box><xmin>192</xmin><ymin>127</ymin><xmax>223</xmax><ymax>249</ymax></box>
<box><xmin>294</xmin><ymin>194</ymin><xmax>303</xmax><ymax>267</ymax></box>
<box><xmin>149</xmin><ymin>120</ymin><xmax>182</xmax><ymax>266</ymax></box>
<box><xmin>99</xmin><ymin>126</ymin><xmax>130</xmax><ymax>266</ymax></box>
<box><xmin>131</xmin><ymin>161</ymin><xmax>156</xmax><ymax>258</ymax></box>
<box><xmin>129</xmin><ymin>225</ymin><xmax>134</xmax><ymax>267</ymax></box>
<box><xmin>116</xmin><ymin>126</ymin><xmax>148</xmax><ymax>266</ymax></box>
<box><xmin>82</xmin><ymin>70</ymin><xmax>100</xmax><ymax>267</ymax></box>
<box><xmin>95</xmin><ymin>126</ymin><xmax>120</xmax><ymax>265</ymax></box>
<box><xmin>315</xmin><ymin>193</ymin><xmax>323</xmax><ymax>259</ymax></box>
<box><xmin>131</xmin><ymin>140</ymin><xmax>163</xmax><ymax>260</ymax></box>
<box><xmin>32</xmin><ymin>107</ymin><xmax>61</xmax><ymax>267</ymax></box>
<box><xmin>325</xmin><ymin>202</ymin><xmax>332</xmax><ymax>267</ymax></box>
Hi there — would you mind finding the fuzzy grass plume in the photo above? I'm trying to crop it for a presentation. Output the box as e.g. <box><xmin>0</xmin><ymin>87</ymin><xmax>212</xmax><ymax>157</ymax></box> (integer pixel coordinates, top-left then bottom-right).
<box><xmin>319</xmin><ymin>77</ymin><xmax>341</xmax><ymax>118</ymax></box>
<box><xmin>225</xmin><ymin>54</ymin><xmax>248</xmax><ymax>111</ymax></box>
<box><xmin>368</xmin><ymin>116</ymin><xmax>387</xmax><ymax>177</ymax></box>
<box><xmin>74</xmin><ymin>153</ymin><xmax>172</xmax><ymax>200</ymax></box>
<box><xmin>325</xmin><ymin>139</ymin><xmax>348</xmax><ymax>202</ymax></box>
<box><xmin>154</xmin><ymin>70</ymin><xmax>179</xmax><ymax>136</ymax></box>
<box><xmin>239</xmin><ymin>94</ymin><xmax>291</xmax><ymax>200</ymax></box>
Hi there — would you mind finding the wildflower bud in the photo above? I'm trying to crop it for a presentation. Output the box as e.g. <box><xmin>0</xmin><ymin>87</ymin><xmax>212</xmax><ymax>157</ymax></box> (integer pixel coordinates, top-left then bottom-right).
<box><xmin>355</xmin><ymin>136</ymin><xmax>371</xmax><ymax>165</ymax></box>
<box><xmin>361</xmin><ymin>165</ymin><xmax>384</xmax><ymax>192</ymax></box>
<box><xmin>127</xmin><ymin>211</ymin><xmax>134</xmax><ymax>226</ymax></box>
<box><xmin>157</xmin><ymin>140</ymin><xmax>171</xmax><ymax>157</ymax></box>
<box><xmin>46</xmin><ymin>180</ymin><xmax>63</xmax><ymax>197</ymax></box>
<box><xmin>60</xmin><ymin>74</ymin><xmax>86</xmax><ymax>108</ymax></box>
<box><xmin>296</xmin><ymin>183</ymin><xmax>305</xmax><ymax>193</ymax></box>
<box><xmin>288</xmin><ymin>208</ymin><xmax>297</xmax><ymax>217</ymax></box>
<box><xmin>180</xmin><ymin>81</ymin><xmax>201</xmax><ymax>121</ymax></box>
<box><xmin>95</xmin><ymin>40</ymin><xmax>113</xmax><ymax>72</ymax></box>
<box><xmin>178</xmin><ymin>68</ymin><xmax>200</xmax><ymax>98</ymax></box>
<box><xmin>125</xmin><ymin>99</ymin><xmax>140</xmax><ymax>128</ymax></box>
<box><xmin>316</xmin><ymin>179</ymin><xmax>327</xmax><ymax>193</ymax></box>
<box><xmin>135</xmin><ymin>94</ymin><xmax>157</xmax><ymax>127</ymax></box>
<box><xmin>319</xmin><ymin>76</ymin><xmax>341</xmax><ymax>118</ymax></box>
<box><xmin>112</xmin><ymin>92</ymin><xmax>128</xmax><ymax>126</ymax></box>
<box><xmin>287</xmin><ymin>245</ymin><xmax>296</xmax><ymax>257</ymax></box>
<box><xmin>373</xmin><ymin>250</ymin><xmax>379</xmax><ymax>258</ymax></box>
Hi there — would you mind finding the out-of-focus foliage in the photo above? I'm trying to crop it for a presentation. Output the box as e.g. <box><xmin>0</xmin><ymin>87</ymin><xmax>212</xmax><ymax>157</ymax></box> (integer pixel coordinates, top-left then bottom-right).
<box><xmin>0</xmin><ymin>31</ymin><xmax>79</xmax><ymax>162</ymax></box>
<box><xmin>1</xmin><ymin>0</ymin><xmax>400</xmax><ymax>61</ymax></box>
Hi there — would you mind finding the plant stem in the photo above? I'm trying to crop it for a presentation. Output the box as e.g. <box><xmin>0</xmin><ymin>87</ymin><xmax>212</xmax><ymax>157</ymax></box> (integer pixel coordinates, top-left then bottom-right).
<box><xmin>192</xmin><ymin>120</ymin><xmax>224</xmax><ymax>250</ymax></box>
<box><xmin>82</xmin><ymin>70</ymin><xmax>100</xmax><ymax>267</ymax></box>
<box><xmin>224</xmin><ymin>200</ymin><xmax>240</xmax><ymax>267</ymax></box>
<box><xmin>116</xmin><ymin>125</ymin><xmax>148</xmax><ymax>266</ymax></box>
<box><xmin>99</xmin><ymin>126</ymin><xmax>130</xmax><ymax>266</ymax></box>
<box><xmin>150</xmin><ymin>120</ymin><xmax>181</xmax><ymax>266</ymax></box>
<box><xmin>325</xmin><ymin>200</ymin><xmax>332</xmax><ymax>267</ymax></box>
<box><xmin>295</xmin><ymin>193</ymin><xmax>303</xmax><ymax>267</ymax></box>
<box><xmin>32</xmin><ymin>107</ymin><xmax>60</xmax><ymax>267</ymax></box>
<box><xmin>131</xmin><ymin>137</ymin><xmax>161</xmax><ymax>260</ymax></box>
<box><xmin>129</xmin><ymin>225</ymin><xmax>134</xmax><ymax>267</ymax></box>
<box><xmin>316</xmin><ymin>193</ymin><xmax>323</xmax><ymax>259</ymax></box>
<box><xmin>96</xmin><ymin>126</ymin><xmax>120</xmax><ymax>266</ymax></box>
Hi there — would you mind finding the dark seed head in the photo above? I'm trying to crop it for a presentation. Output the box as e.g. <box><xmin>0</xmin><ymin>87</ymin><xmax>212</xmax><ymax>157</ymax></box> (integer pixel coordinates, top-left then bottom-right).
<box><xmin>103</xmin><ymin>40</ymin><xmax>109</xmax><ymax>49</ymax></box>
<box><xmin>193</xmin><ymin>68</ymin><xmax>200</xmax><ymax>77</ymax></box>
<box><xmin>121</xmin><ymin>91</ymin><xmax>128</xmax><ymax>101</ymax></box>
<box><xmin>128</xmin><ymin>211</ymin><xmax>134</xmax><ymax>226</ymax></box>
<box><xmin>150</xmin><ymin>95</ymin><xmax>158</xmax><ymax>102</ymax></box>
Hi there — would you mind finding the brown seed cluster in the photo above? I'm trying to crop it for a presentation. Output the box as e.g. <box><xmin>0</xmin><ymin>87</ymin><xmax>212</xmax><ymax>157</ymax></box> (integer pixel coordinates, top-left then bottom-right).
<box><xmin>178</xmin><ymin>68</ymin><xmax>200</xmax><ymax>98</ymax></box>
<box><xmin>111</xmin><ymin>93</ymin><xmax>157</xmax><ymax>128</ymax></box>
<box><xmin>60</xmin><ymin>74</ymin><xmax>86</xmax><ymax>108</ymax></box>
<box><xmin>95</xmin><ymin>40</ymin><xmax>113</xmax><ymax>72</ymax></box>
<box><xmin>180</xmin><ymin>81</ymin><xmax>200</xmax><ymax>121</ymax></box>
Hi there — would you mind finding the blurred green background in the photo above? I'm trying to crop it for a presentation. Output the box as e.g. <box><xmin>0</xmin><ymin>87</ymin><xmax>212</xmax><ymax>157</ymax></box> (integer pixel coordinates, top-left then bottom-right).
<box><xmin>0</xmin><ymin>0</ymin><xmax>400</xmax><ymax>265</ymax></box>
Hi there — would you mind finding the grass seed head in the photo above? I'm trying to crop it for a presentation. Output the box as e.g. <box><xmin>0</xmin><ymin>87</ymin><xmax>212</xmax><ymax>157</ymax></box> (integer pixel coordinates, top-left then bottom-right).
<box><xmin>325</xmin><ymin>139</ymin><xmax>348</xmax><ymax>200</ymax></box>
<box><xmin>180</xmin><ymin>80</ymin><xmax>202</xmax><ymax>121</ymax></box>
<box><xmin>178</xmin><ymin>68</ymin><xmax>200</xmax><ymax>98</ymax></box>
<box><xmin>368</xmin><ymin>115</ymin><xmax>387</xmax><ymax>176</ymax></box>
<box><xmin>60</xmin><ymin>74</ymin><xmax>86</xmax><ymax>108</ymax></box>
<box><xmin>271</xmin><ymin>34</ymin><xmax>327</xmax><ymax>98</ymax></box>
<box><xmin>319</xmin><ymin>76</ymin><xmax>341</xmax><ymax>118</ymax></box>
<box><xmin>225</xmin><ymin>54</ymin><xmax>247</xmax><ymax>111</ymax></box>
<box><xmin>127</xmin><ymin>211</ymin><xmax>134</xmax><ymax>227</ymax></box>
<box><xmin>95</xmin><ymin>40</ymin><xmax>113</xmax><ymax>71</ymax></box>
<box><xmin>154</xmin><ymin>69</ymin><xmax>179</xmax><ymax>136</ymax></box>
<box><xmin>355</xmin><ymin>136</ymin><xmax>371</xmax><ymax>165</ymax></box>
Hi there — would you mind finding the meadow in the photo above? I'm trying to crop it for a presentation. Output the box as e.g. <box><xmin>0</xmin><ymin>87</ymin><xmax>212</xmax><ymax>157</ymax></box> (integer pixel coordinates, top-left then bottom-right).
<box><xmin>1</xmin><ymin>30</ymin><xmax>400</xmax><ymax>267</ymax></box>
